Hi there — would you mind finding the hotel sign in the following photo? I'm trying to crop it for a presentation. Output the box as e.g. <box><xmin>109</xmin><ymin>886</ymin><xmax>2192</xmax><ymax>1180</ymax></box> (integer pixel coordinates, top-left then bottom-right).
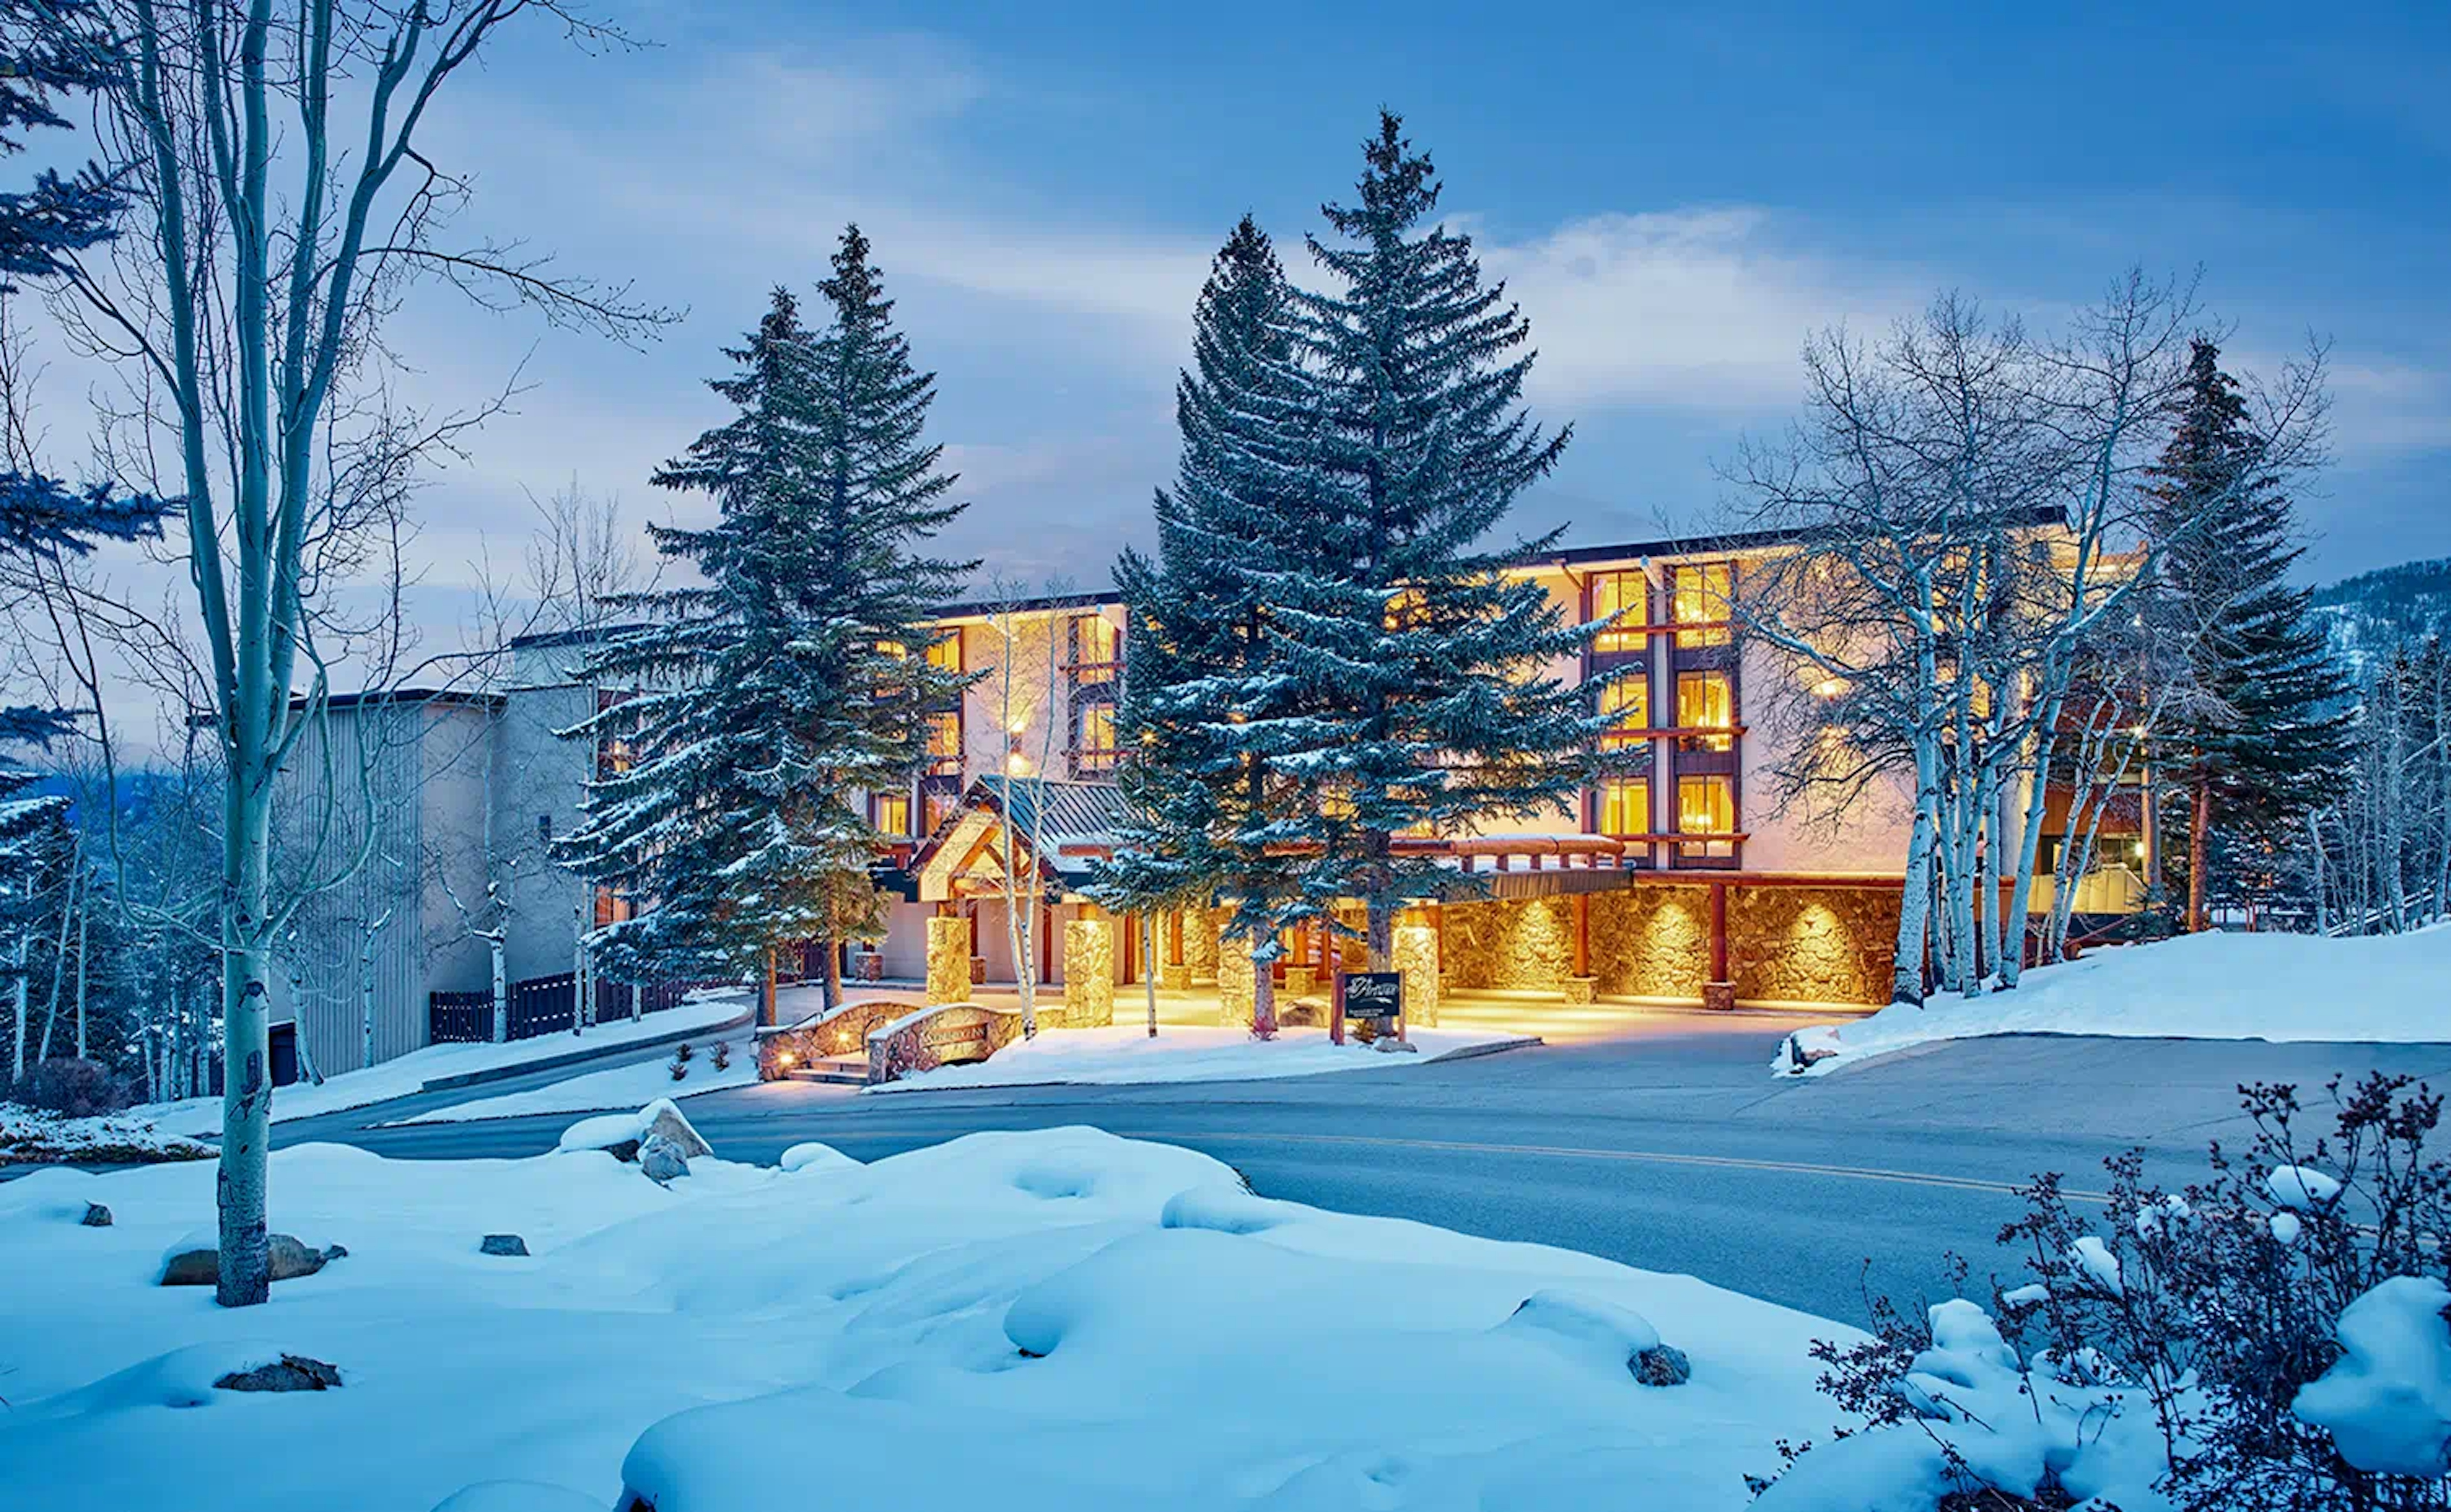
<box><xmin>1338</xmin><ymin>971</ymin><xmax>1403</xmax><ymax>1021</ymax></box>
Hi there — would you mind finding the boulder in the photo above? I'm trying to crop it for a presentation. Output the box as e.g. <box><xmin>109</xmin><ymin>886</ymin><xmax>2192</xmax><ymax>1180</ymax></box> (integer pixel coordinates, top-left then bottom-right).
<box><xmin>214</xmin><ymin>1354</ymin><xmax>342</xmax><ymax>1393</ymax></box>
<box><xmin>80</xmin><ymin>1202</ymin><xmax>113</xmax><ymax>1227</ymax></box>
<box><xmin>638</xmin><ymin>1133</ymin><xmax>689</xmax><ymax>1184</ymax></box>
<box><xmin>1633</xmin><ymin>1344</ymin><xmax>1691</xmax><ymax>1386</ymax></box>
<box><xmin>1373</xmin><ymin>1035</ymin><xmax>1420</xmax><ymax>1054</ymax></box>
<box><xmin>479</xmin><ymin>1233</ymin><xmax>530</xmax><ymax>1257</ymax></box>
<box><xmin>159</xmin><ymin>1233</ymin><xmax>341</xmax><ymax>1287</ymax></box>
<box><xmin>639</xmin><ymin>1100</ymin><xmax>711</xmax><ymax>1160</ymax></box>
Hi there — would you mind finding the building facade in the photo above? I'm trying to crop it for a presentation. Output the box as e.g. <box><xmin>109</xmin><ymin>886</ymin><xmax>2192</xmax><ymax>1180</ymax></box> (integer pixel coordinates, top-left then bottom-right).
<box><xmin>274</xmin><ymin>531</ymin><xmax>2147</xmax><ymax>1068</ymax></box>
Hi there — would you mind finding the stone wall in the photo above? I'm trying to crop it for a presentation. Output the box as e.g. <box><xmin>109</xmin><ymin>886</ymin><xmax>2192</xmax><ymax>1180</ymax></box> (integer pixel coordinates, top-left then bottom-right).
<box><xmin>1439</xmin><ymin>897</ymin><xmax>1573</xmax><ymax>993</ymax></box>
<box><xmin>1063</xmin><ymin>918</ymin><xmax>1114</xmax><ymax>1028</ymax></box>
<box><xmin>1589</xmin><ymin>886</ymin><xmax>1713</xmax><ymax>999</ymax></box>
<box><xmin>1728</xmin><ymin>887</ymin><xmax>1896</xmax><ymax>1007</ymax></box>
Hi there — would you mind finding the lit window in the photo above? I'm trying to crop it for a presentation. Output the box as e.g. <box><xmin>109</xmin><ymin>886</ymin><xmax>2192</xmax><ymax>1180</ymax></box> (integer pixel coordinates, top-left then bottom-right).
<box><xmin>926</xmin><ymin>631</ymin><xmax>963</xmax><ymax>671</ymax></box>
<box><xmin>594</xmin><ymin>887</ymin><xmax>635</xmax><ymax>928</ymax></box>
<box><xmin>927</xmin><ymin>712</ymin><xmax>963</xmax><ymax>774</ymax></box>
<box><xmin>1676</xmin><ymin>671</ymin><xmax>1735</xmax><ymax>751</ymax></box>
<box><xmin>1074</xmin><ymin>701</ymin><xmax>1118</xmax><ymax>775</ymax></box>
<box><xmin>1589</xmin><ymin>571</ymin><xmax>1646</xmax><ymax>654</ymax></box>
<box><xmin>1677</xmin><ymin>775</ymin><xmax>1736</xmax><ymax>858</ymax></box>
<box><xmin>1598</xmin><ymin>778</ymin><xmax>1651</xmax><ymax>838</ymax></box>
<box><xmin>1598</xmin><ymin>675</ymin><xmax>1648</xmax><ymax>749</ymax></box>
<box><xmin>871</xmin><ymin>793</ymin><xmax>911</xmax><ymax>837</ymax></box>
<box><xmin>1672</xmin><ymin>564</ymin><xmax>1732</xmax><ymax>647</ymax></box>
<box><xmin>1070</xmin><ymin>615</ymin><xmax>1118</xmax><ymax>680</ymax></box>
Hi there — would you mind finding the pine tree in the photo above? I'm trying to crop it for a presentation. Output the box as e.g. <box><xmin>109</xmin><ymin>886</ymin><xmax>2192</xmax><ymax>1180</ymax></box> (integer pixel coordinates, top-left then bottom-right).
<box><xmin>557</xmin><ymin>228</ymin><xmax>973</xmax><ymax>1019</ymax></box>
<box><xmin>1268</xmin><ymin>112</ymin><xmax>1607</xmax><ymax>968</ymax></box>
<box><xmin>2146</xmin><ymin>339</ymin><xmax>2349</xmax><ymax>931</ymax></box>
<box><xmin>1095</xmin><ymin>217</ymin><xmax>1314</xmax><ymax>1035</ymax></box>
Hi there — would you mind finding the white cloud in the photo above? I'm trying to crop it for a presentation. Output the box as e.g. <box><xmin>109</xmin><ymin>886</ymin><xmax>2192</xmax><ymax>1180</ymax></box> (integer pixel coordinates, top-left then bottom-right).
<box><xmin>1479</xmin><ymin>209</ymin><xmax>1917</xmax><ymax>413</ymax></box>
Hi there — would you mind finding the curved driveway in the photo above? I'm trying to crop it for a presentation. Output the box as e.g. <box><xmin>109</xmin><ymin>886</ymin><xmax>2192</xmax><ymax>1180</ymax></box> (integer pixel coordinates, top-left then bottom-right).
<box><xmin>281</xmin><ymin>1014</ymin><xmax>2451</xmax><ymax>1325</ymax></box>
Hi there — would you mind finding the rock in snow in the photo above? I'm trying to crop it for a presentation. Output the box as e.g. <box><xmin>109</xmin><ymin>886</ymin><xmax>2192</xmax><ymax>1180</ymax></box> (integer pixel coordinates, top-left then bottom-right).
<box><xmin>2294</xmin><ymin>1275</ymin><xmax>2451</xmax><ymax>1478</ymax></box>
<box><xmin>213</xmin><ymin>1354</ymin><xmax>342</xmax><ymax>1393</ymax></box>
<box><xmin>479</xmin><ymin>1234</ymin><xmax>530</xmax><ymax>1257</ymax></box>
<box><xmin>556</xmin><ymin>1098</ymin><xmax>712</xmax><ymax>1164</ymax></box>
<box><xmin>637</xmin><ymin>1134</ymin><xmax>689</xmax><ymax>1185</ymax></box>
<box><xmin>158</xmin><ymin>1234</ymin><xmax>340</xmax><ymax>1287</ymax></box>
<box><xmin>79</xmin><ymin>1202</ymin><xmax>111</xmax><ymax>1227</ymax></box>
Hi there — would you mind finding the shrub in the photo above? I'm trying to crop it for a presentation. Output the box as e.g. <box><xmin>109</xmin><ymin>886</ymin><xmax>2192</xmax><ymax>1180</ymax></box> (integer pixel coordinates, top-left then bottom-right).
<box><xmin>1757</xmin><ymin>1074</ymin><xmax>2451</xmax><ymax>1511</ymax></box>
<box><xmin>710</xmin><ymin>1039</ymin><xmax>731</xmax><ymax>1072</ymax></box>
<box><xmin>668</xmin><ymin>1041</ymin><xmax>693</xmax><ymax>1082</ymax></box>
<box><xmin>18</xmin><ymin>1057</ymin><xmax>128</xmax><ymax>1118</ymax></box>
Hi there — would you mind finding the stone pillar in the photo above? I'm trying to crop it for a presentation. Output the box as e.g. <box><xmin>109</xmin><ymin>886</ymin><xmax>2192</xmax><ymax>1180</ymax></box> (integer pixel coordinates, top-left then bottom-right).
<box><xmin>1282</xmin><ymin>965</ymin><xmax>1317</xmax><ymax>999</ymax></box>
<box><xmin>926</xmin><ymin>915</ymin><xmax>971</xmax><ymax>1005</ymax></box>
<box><xmin>1563</xmin><ymin>976</ymin><xmax>1598</xmax><ymax>1005</ymax></box>
<box><xmin>1216</xmin><ymin>940</ymin><xmax>1254</xmax><ymax>1028</ymax></box>
<box><xmin>1160</xmin><ymin>962</ymin><xmax>1192</xmax><ymax>991</ymax></box>
<box><xmin>1394</xmin><ymin>922</ymin><xmax>1440</xmax><ymax>1029</ymax></box>
<box><xmin>1063</xmin><ymin>918</ymin><xmax>1114</xmax><ymax>1028</ymax></box>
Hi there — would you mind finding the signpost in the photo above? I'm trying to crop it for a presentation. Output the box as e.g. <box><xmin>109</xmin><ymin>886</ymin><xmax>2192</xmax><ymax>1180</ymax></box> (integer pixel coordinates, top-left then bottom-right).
<box><xmin>1330</xmin><ymin>970</ymin><xmax>1403</xmax><ymax>1045</ymax></box>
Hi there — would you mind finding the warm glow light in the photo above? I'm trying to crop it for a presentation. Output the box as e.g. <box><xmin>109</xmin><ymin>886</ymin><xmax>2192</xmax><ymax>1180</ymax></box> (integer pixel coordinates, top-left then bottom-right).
<box><xmin>1812</xmin><ymin>677</ymin><xmax>1847</xmax><ymax>699</ymax></box>
<box><xmin>1008</xmin><ymin>716</ymin><xmax>1029</xmax><ymax>734</ymax></box>
<box><xmin>776</xmin><ymin>1050</ymin><xmax>796</xmax><ymax>1067</ymax></box>
<box><xmin>1006</xmin><ymin>752</ymin><xmax>1031</xmax><ymax>774</ymax></box>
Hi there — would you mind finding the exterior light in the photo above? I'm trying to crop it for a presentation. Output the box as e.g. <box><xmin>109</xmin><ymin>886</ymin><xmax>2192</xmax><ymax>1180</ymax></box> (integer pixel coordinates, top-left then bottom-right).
<box><xmin>776</xmin><ymin>1050</ymin><xmax>796</xmax><ymax>1067</ymax></box>
<box><xmin>1007</xmin><ymin>752</ymin><xmax>1031</xmax><ymax>775</ymax></box>
<box><xmin>1812</xmin><ymin>677</ymin><xmax>1846</xmax><ymax>698</ymax></box>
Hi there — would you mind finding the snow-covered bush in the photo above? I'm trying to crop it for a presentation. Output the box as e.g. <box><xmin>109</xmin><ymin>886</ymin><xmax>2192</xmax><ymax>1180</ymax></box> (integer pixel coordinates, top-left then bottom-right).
<box><xmin>1758</xmin><ymin>1073</ymin><xmax>2451</xmax><ymax>1511</ymax></box>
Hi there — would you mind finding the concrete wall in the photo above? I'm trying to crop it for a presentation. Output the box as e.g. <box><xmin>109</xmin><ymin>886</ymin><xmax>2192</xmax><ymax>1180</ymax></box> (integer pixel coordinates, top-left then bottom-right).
<box><xmin>491</xmin><ymin>679</ymin><xmax>594</xmax><ymax>985</ymax></box>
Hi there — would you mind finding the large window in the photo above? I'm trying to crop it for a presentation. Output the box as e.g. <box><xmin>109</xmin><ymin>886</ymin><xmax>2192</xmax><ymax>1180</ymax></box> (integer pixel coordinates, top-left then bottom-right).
<box><xmin>1677</xmin><ymin>775</ymin><xmax>1736</xmax><ymax>858</ymax></box>
<box><xmin>1072</xmin><ymin>700</ymin><xmax>1119</xmax><ymax>777</ymax></box>
<box><xmin>1067</xmin><ymin>615</ymin><xmax>1119</xmax><ymax>683</ymax></box>
<box><xmin>1675</xmin><ymin>670</ymin><xmax>1735</xmax><ymax>751</ymax></box>
<box><xmin>1598</xmin><ymin>674</ymin><xmax>1649</xmax><ymax>749</ymax></box>
<box><xmin>926</xmin><ymin>711</ymin><xmax>963</xmax><ymax>775</ymax></box>
<box><xmin>871</xmin><ymin>791</ymin><xmax>911</xmax><ymax>837</ymax></box>
<box><xmin>926</xmin><ymin>630</ymin><xmax>963</xmax><ymax>672</ymax></box>
<box><xmin>1598</xmin><ymin>777</ymin><xmax>1651</xmax><ymax>838</ymax></box>
<box><xmin>1589</xmin><ymin>571</ymin><xmax>1647</xmax><ymax>654</ymax></box>
<box><xmin>1672</xmin><ymin>563</ymin><xmax>1732</xmax><ymax>648</ymax></box>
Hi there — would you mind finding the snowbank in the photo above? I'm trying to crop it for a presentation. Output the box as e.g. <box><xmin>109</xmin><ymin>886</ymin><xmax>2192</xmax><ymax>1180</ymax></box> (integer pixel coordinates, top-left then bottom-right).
<box><xmin>0</xmin><ymin>1127</ymin><xmax>1843</xmax><ymax>1512</ymax></box>
<box><xmin>0</xmin><ymin>1104</ymin><xmax>214</xmax><ymax>1165</ymax></box>
<box><xmin>390</xmin><ymin>1030</ymin><xmax>759</xmax><ymax>1125</ymax></box>
<box><xmin>126</xmin><ymin>993</ymin><xmax>753</xmax><ymax>1134</ymax></box>
<box><xmin>1778</xmin><ymin>925</ymin><xmax>2451</xmax><ymax>1077</ymax></box>
<box><xmin>869</xmin><ymin>1022</ymin><xmax>1532</xmax><ymax>1093</ymax></box>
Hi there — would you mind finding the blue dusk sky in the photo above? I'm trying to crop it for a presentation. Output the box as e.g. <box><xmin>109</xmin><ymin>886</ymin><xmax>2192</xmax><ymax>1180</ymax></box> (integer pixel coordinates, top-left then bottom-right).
<box><xmin>379</xmin><ymin>0</ymin><xmax>2447</xmax><ymax>595</ymax></box>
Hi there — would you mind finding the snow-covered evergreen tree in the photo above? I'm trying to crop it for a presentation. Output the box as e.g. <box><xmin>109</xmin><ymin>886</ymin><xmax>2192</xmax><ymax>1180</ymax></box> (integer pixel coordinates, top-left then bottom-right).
<box><xmin>557</xmin><ymin>229</ymin><xmax>973</xmax><ymax>1017</ymax></box>
<box><xmin>2145</xmin><ymin>339</ymin><xmax>2349</xmax><ymax>930</ymax></box>
<box><xmin>1270</xmin><ymin>112</ymin><xmax>1607</xmax><ymax>968</ymax></box>
<box><xmin>1095</xmin><ymin>217</ymin><xmax>1314</xmax><ymax>1034</ymax></box>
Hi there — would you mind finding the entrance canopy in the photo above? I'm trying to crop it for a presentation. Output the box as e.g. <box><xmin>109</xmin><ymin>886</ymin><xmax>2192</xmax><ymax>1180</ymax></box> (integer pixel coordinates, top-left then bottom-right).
<box><xmin>910</xmin><ymin>775</ymin><xmax>1131</xmax><ymax>904</ymax></box>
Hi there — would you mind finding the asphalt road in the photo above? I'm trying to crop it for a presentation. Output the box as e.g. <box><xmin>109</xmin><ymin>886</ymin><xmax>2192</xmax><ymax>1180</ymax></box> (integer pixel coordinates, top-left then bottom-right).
<box><xmin>268</xmin><ymin>1015</ymin><xmax>2451</xmax><ymax>1326</ymax></box>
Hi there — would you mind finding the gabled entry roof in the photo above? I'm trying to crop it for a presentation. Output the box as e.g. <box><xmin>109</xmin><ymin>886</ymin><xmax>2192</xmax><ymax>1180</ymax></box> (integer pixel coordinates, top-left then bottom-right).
<box><xmin>910</xmin><ymin>776</ymin><xmax>1132</xmax><ymax>902</ymax></box>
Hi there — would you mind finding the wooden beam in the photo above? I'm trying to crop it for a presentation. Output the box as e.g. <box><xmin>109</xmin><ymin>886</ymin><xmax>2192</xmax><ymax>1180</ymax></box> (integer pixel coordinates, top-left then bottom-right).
<box><xmin>1708</xmin><ymin>881</ymin><xmax>1730</xmax><ymax>984</ymax></box>
<box><xmin>1571</xmin><ymin>894</ymin><xmax>1591</xmax><ymax>977</ymax></box>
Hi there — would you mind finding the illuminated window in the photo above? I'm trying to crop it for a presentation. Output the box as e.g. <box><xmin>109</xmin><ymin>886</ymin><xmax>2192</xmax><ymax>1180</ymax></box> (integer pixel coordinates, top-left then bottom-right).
<box><xmin>594</xmin><ymin>886</ymin><xmax>635</xmax><ymax>929</ymax></box>
<box><xmin>1672</xmin><ymin>563</ymin><xmax>1732</xmax><ymax>647</ymax></box>
<box><xmin>1598</xmin><ymin>675</ymin><xmax>1649</xmax><ymax>749</ymax></box>
<box><xmin>1073</xmin><ymin>700</ymin><xmax>1118</xmax><ymax>776</ymax></box>
<box><xmin>871</xmin><ymin>792</ymin><xmax>911</xmax><ymax>837</ymax></box>
<box><xmin>924</xmin><ymin>787</ymin><xmax>962</xmax><ymax>835</ymax></box>
<box><xmin>1598</xmin><ymin>778</ymin><xmax>1651</xmax><ymax>838</ymax></box>
<box><xmin>1676</xmin><ymin>670</ymin><xmax>1735</xmax><ymax>751</ymax></box>
<box><xmin>927</xmin><ymin>712</ymin><xmax>963</xmax><ymax>774</ymax></box>
<box><xmin>926</xmin><ymin>631</ymin><xmax>963</xmax><ymax>671</ymax></box>
<box><xmin>1589</xmin><ymin>571</ymin><xmax>1647</xmax><ymax>653</ymax></box>
<box><xmin>1068</xmin><ymin>615</ymin><xmax>1118</xmax><ymax>682</ymax></box>
<box><xmin>1677</xmin><ymin>775</ymin><xmax>1736</xmax><ymax>858</ymax></box>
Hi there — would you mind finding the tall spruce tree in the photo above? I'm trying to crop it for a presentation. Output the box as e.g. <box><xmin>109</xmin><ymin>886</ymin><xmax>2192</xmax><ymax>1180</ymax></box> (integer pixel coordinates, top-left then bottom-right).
<box><xmin>1095</xmin><ymin>217</ymin><xmax>1313</xmax><ymax>1035</ymax></box>
<box><xmin>557</xmin><ymin>228</ymin><xmax>973</xmax><ymax>1018</ymax></box>
<box><xmin>1270</xmin><ymin>112</ymin><xmax>1607</xmax><ymax>969</ymax></box>
<box><xmin>2146</xmin><ymin>338</ymin><xmax>2348</xmax><ymax>931</ymax></box>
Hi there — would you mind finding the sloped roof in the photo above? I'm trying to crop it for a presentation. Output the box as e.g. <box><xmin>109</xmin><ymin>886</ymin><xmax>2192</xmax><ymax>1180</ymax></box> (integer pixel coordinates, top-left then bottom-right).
<box><xmin>909</xmin><ymin>775</ymin><xmax>1130</xmax><ymax>895</ymax></box>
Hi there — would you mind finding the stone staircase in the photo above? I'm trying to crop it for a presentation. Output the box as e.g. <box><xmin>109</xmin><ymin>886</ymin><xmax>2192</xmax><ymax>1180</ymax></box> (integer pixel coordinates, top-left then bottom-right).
<box><xmin>784</xmin><ymin>1054</ymin><xmax>870</xmax><ymax>1087</ymax></box>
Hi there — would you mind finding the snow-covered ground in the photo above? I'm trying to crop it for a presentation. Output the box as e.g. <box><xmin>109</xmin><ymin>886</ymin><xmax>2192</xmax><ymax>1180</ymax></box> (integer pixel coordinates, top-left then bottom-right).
<box><xmin>126</xmin><ymin>994</ymin><xmax>753</xmax><ymax>1134</ymax></box>
<box><xmin>1780</xmin><ymin>925</ymin><xmax>2451</xmax><ymax>1077</ymax></box>
<box><xmin>0</xmin><ymin>1121</ymin><xmax>1844</xmax><ymax>1511</ymax></box>
<box><xmin>0</xmin><ymin>1104</ymin><xmax>215</xmax><ymax>1166</ymax></box>
<box><xmin>870</xmin><ymin>1022</ymin><xmax>1532</xmax><ymax>1093</ymax></box>
<box><xmin>387</xmin><ymin>1029</ymin><xmax>761</xmax><ymax>1125</ymax></box>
